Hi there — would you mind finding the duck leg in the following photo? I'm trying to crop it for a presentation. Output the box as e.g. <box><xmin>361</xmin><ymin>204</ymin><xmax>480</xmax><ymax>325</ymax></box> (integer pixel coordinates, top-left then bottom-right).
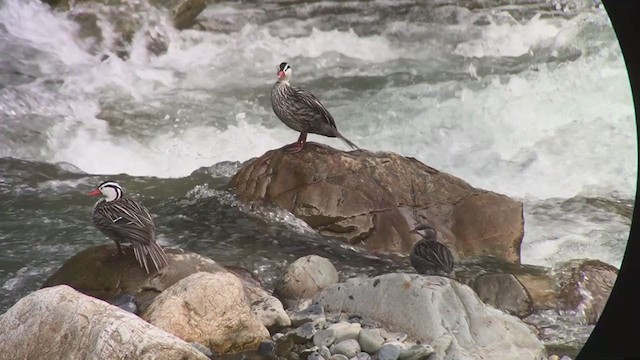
<box><xmin>282</xmin><ymin>132</ymin><xmax>307</xmax><ymax>153</ymax></box>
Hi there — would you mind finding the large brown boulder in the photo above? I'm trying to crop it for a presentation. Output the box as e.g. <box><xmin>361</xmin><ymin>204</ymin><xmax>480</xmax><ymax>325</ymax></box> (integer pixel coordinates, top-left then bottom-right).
<box><xmin>229</xmin><ymin>143</ymin><xmax>524</xmax><ymax>263</ymax></box>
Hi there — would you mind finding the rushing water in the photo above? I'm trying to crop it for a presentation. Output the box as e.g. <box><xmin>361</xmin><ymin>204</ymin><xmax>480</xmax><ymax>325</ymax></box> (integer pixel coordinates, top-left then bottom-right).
<box><xmin>0</xmin><ymin>0</ymin><xmax>636</xmax><ymax>356</ymax></box>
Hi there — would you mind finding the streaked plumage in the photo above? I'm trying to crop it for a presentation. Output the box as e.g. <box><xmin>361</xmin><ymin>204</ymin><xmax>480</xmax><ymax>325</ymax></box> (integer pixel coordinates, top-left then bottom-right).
<box><xmin>271</xmin><ymin>62</ymin><xmax>359</xmax><ymax>153</ymax></box>
<box><xmin>88</xmin><ymin>181</ymin><xmax>169</xmax><ymax>273</ymax></box>
<box><xmin>410</xmin><ymin>224</ymin><xmax>454</xmax><ymax>277</ymax></box>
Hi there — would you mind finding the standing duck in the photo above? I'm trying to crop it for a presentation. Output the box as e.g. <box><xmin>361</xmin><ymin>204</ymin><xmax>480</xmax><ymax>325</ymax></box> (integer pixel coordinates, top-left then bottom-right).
<box><xmin>88</xmin><ymin>181</ymin><xmax>169</xmax><ymax>273</ymax></box>
<box><xmin>409</xmin><ymin>224</ymin><xmax>455</xmax><ymax>277</ymax></box>
<box><xmin>271</xmin><ymin>62</ymin><xmax>360</xmax><ymax>153</ymax></box>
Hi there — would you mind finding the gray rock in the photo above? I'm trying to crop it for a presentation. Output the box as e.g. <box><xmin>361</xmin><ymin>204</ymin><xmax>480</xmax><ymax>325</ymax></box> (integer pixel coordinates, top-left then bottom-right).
<box><xmin>289</xmin><ymin>304</ymin><xmax>326</xmax><ymax>327</ymax></box>
<box><xmin>258</xmin><ymin>339</ymin><xmax>276</xmax><ymax>357</ymax></box>
<box><xmin>314</xmin><ymin>328</ymin><xmax>337</xmax><ymax>348</ymax></box>
<box><xmin>330</xmin><ymin>355</ymin><xmax>349</xmax><ymax>360</ymax></box>
<box><xmin>378</xmin><ymin>344</ymin><xmax>401</xmax><ymax>360</ymax></box>
<box><xmin>398</xmin><ymin>344</ymin><xmax>435</xmax><ymax>360</ymax></box>
<box><xmin>352</xmin><ymin>352</ymin><xmax>372</xmax><ymax>360</ymax></box>
<box><xmin>358</xmin><ymin>328</ymin><xmax>385</xmax><ymax>353</ymax></box>
<box><xmin>289</xmin><ymin>322</ymin><xmax>317</xmax><ymax>344</ymax></box>
<box><xmin>274</xmin><ymin>255</ymin><xmax>339</xmax><ymax>309</ymax></box>
<box><xmin>315</xmin><ymin>274</ymin><xmax>546</xmax><ymax>360</ymax></box>
<box><xmin>319</xmin><ymin>345</ymin><xmax>332</xmax><ymax>359</ymax></box>
<box><xmin>275</xmin><ymin>333</ymin><xmax>295</xmax><ymax>356</ymax></box>
<box><xmin>112</xmin><ymin>293</ymin><xmax>137</xmax><ymax>314</ymax></box>
<box><xmin>329</xmin><ymin>322</ymin><xmax>362</xmax><ymax>343</ymax></box>
<box><xmin>472</xmin><ymin>273</ymin><xmax>533</xmax><ymax>318</ymax></box>
<box><xmin>308</xmin><ymin>352</ymin><xmax>326</xmax><ymax>360</ymax></box>
<box><xmin>330</xmin><ymin>339</ymin><xmax>361</xmax><ymax>358</ymax></box>
<box><xmin>190</xmin><ymin>342</ymin><xmax>214</xmax><ymax>357</ymax></box>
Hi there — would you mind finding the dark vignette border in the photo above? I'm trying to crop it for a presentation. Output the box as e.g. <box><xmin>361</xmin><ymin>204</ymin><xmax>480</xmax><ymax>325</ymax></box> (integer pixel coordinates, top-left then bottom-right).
<box><xmin>577</xmin><ymin>2</ymin><xmax>640</xmax><ymax>359</ymax></box>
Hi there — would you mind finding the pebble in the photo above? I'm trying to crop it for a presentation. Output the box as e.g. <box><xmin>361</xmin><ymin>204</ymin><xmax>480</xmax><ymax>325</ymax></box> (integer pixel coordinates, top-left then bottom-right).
<box><xmin>378</xmin><ymin>344</ymin><xmax>401</xmax><ymax>360</ymax></box>
<box><xmin>290</xmin><ymin>322</ymin><xmax>317</xmax><ymax>344</ymax></box>
<box><xmin>308</xmin><ymin>352</ymin><xmax>325</xmax><ymax>360</ymax></box>
<box><xmin>548</xmin><ymin>356</ymin><xmax>559</xmax><ymax>360</ymax></box>
<box><xmin>330</xmin><ymin>339</ymin><xmax>361</xmax><ymax>358</ymax></box>
<box><xmin>398</xmin><ymin>344</ymin><xmax>435</xmax><ymax>360</ymax></box>
<box><xmin>358</xmin><ymin>328</ymin><xmax>385</xmax><ymax>353</ymax></box>
<box><xmin>319</xmin><ymin>345</ymin><xmax>332</xmax><ymax>360</ymax></box>
<box><xmin>112</xmin><ymin>293</ymin><xmax>137</xmax><ymax>314</ymax></box>
<box><xmin>290</xmin><ymin>304</ymin><xmax>326</xmax><ymax>327</ymax></box>
<box><xmin>380</xmin><ymin>329</ymin><xmax>408</xmax><ymax>343</ymax></box>
<box><xmin>330</xmin><ymin>355</ymin><xmax>349</xmax><ymax>360</ymax></box>
<box><xmin>275</xmin><ymin>333</ymin><xmax>295</xmax><ymax>356</ymax></box>
<box><xmin>351</xmin><ymin>352</ymin><xmax>372</xmax><ymax>360</ymax></box>
<box><xmin>313</xmin><ymin>329</ymin><xmax>336</xmax><ymax>347</ymax></box>
<box><xmin>330</xmin><ymin>322</ymin><xmax>362</xmax><ymax>343</ymax></box>
<box><xmin>257</xmin><ymin>339</ymin><xmax>276</xmax><ymax>357</ymax></box>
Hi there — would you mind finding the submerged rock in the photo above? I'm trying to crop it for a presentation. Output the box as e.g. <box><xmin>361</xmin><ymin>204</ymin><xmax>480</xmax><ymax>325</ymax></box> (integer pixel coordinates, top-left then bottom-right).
<box><xmin>315</xmin><ymin>273</ymin><xmax>547</xmax><ymax>360</ymax></box>
<box><xmin>0</xmin><ymin>285</ymin><xmax>208</xmax><ymax>359</ymax></box>
<box><xmin>142</xmin><ymin>272</ymin><xmax>270</xmax><ymax>354</ymax></box>
<box><xmin>554</xmin><ymin>258</ymin><xmax>618</xmax><ymax>325</ymax></box>
<box><xmin>229</xmin><ymin>143</ymin><xmax>524</xmax><ymax>263</ymax></box>
<box><xmin>274</xmin><ymin>255</ymin><xmax>339</xmax><ymax>309</ymax></box>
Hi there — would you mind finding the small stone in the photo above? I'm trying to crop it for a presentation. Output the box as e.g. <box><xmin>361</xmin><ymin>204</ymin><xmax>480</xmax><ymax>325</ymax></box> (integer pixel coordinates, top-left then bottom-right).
<box><xmin>290</xmin><ymin>322</ymin><xmax>317</xmax><ymax>344</ymax></box>
<box><xmin>330</xmin><ymin>339</ymin><xmax>361</xmax><ymax>358</ymax></box>
<box><xmin>358</xmin><ymin>328</ymin><xmax>385</xmax><ymax>353</ymax></box>
<box><xmin>548</xmin><ymin>356</ymin><xmax>559</xmax><ymax>360</ymax></box>
<box><xmin>300</xmin><ymin>347</ymin><xmax>320</xmax><ymax>357</ymax></box>
<box><xmin>314</xmin><ymin>328</ymin><xmax>336</xmax><ymax>347</ymax></box>
<box><xmin>112</xmin><ymin>293</ymin><xmax>137</xmax><ymax>314</ymax></box>
<box><xmin>330</xmin><ymin>355</ymin><xmax>349</xmax><ymax>360</ymax></box>
<box><xmin>351</xmin><ymin>352</ymin><xmax>372</xmax><ymax>360</ymax></box>
<box><xmin>319</xmin><ymin>345</ymin><xmax>332</xmax><ymax>359</ymax></box>
<box><xmin>378</xmin><ymin>344</ymin><xmax>401</xmax><ymax>360</ymax></box>
<box><xmin>329</xmin><ymin>322</ymin><xmax>362</xmax><ymax>343</ymax></box>
<box><xmin>258</xmin><ymin>339</ymin><xmax>276</xmax><ymax>356</ymax></box>
<box><xmin>190</xmin><ymin>342</ymin><xmax>213</xmax><ymax>357</ymax></box>
<box><xmin>398</xmin><ymin>344</ymin><xmax>435</xmax><ymax>360</ymax></box>
<box><xmin>289</xmin><ymin>304</ymin><xmax>326</xmax><ymax>327</ymax></box>
<box><xmin>379</xmin><ymin>329</ymin><xmax>408</xmax><ymax>343</ymax></box>
<box><xmin>308</xmin><ymin>352</ymin><xmax>325</xmax><ymax>360</ymax></box>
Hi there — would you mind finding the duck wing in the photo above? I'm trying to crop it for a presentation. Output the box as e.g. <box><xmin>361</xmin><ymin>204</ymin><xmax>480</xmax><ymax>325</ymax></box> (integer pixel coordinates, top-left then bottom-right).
<box><xmin>290</xmin><ymin>86</ymin><xmax>338</xmax><ymax>130</ymax></box>
<box><xmin>92</xmin><ymin>197</ymin><xmax>156</xmax><ymax>246</ymax></box>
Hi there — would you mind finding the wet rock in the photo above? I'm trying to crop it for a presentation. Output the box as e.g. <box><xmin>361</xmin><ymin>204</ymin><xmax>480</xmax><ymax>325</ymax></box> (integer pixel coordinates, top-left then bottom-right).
<box><xmin>0</xmin><ymin>285</ymin><xmax>207</xmax><ymax>359</ymax></box>
<box><xmin>142</xmin><ymin>272</ymin><xmax>270</xmax><ymax>354</ymax></box>
<box><xmin>289</xmin><ymin>304</ymin><xmax>326</xmax><ymax>327</ymax></box>
<box><xmin>315</xmin><ymin>273</ymin><xmax>546</xmax><ymax>360</ymax></box>
<box><xmin>258</xmin><ymin>339</ymin><xmax>277</xmax><ymax>357</ymax></box>
<box><xmin>329</xmin><ymin>321</ymin><xmax>362</xmax><ymax>342</ymax></box>
<box><xmin>229</xmin><ymin>143</ymin><xmax>524</xmax><ymax>263</ymax></box>
<box><xmin>358</xmin><ymin>328</ymin><xmax>385</xmax><ymax>353</ymax></box>
<box><xmin>274</xmin><ymin>255</ymin><xmax>339</xmax><ymax>309</ymax></box>
<box><xmin>398</xmin><ymin>344</ymin><xmax>435</xmax><ymax>360</ymax></box>
<box><xmin>172</xmin><ymin>0</ymin><xmax>206</xmax><ymax>30</ymax></box>
<box><xmin>472</xmin><ymin>273</ymin><xmax>533</xmax><ymax>318</ymax></box>
<box><xmin>313</xmin><ymin>328</ymin><xmax>337</xmax><ymax>347</ymax></box>
<box><xmin>378</xmin><ymin>344</ymin><xmax>401</xmax><ymax>360</ymax></box>
<box><xmin>554</xmin><ymin>259</ymin><xmax>618</xmax><ymax>324</ymax></box>
<box><xmin>514</xmin><ymin>273</ymin><xmax>558</xmax><ymax>311</ymax></box>
<box><xmin>275</xmin><ymin>333</ymin><xmax>295</xmax><ymax>356</ymax></box>
<box><xmin>330</xmin><ymin>339</ymin><xmax>361</xmax><ymax>358</ymax></box>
